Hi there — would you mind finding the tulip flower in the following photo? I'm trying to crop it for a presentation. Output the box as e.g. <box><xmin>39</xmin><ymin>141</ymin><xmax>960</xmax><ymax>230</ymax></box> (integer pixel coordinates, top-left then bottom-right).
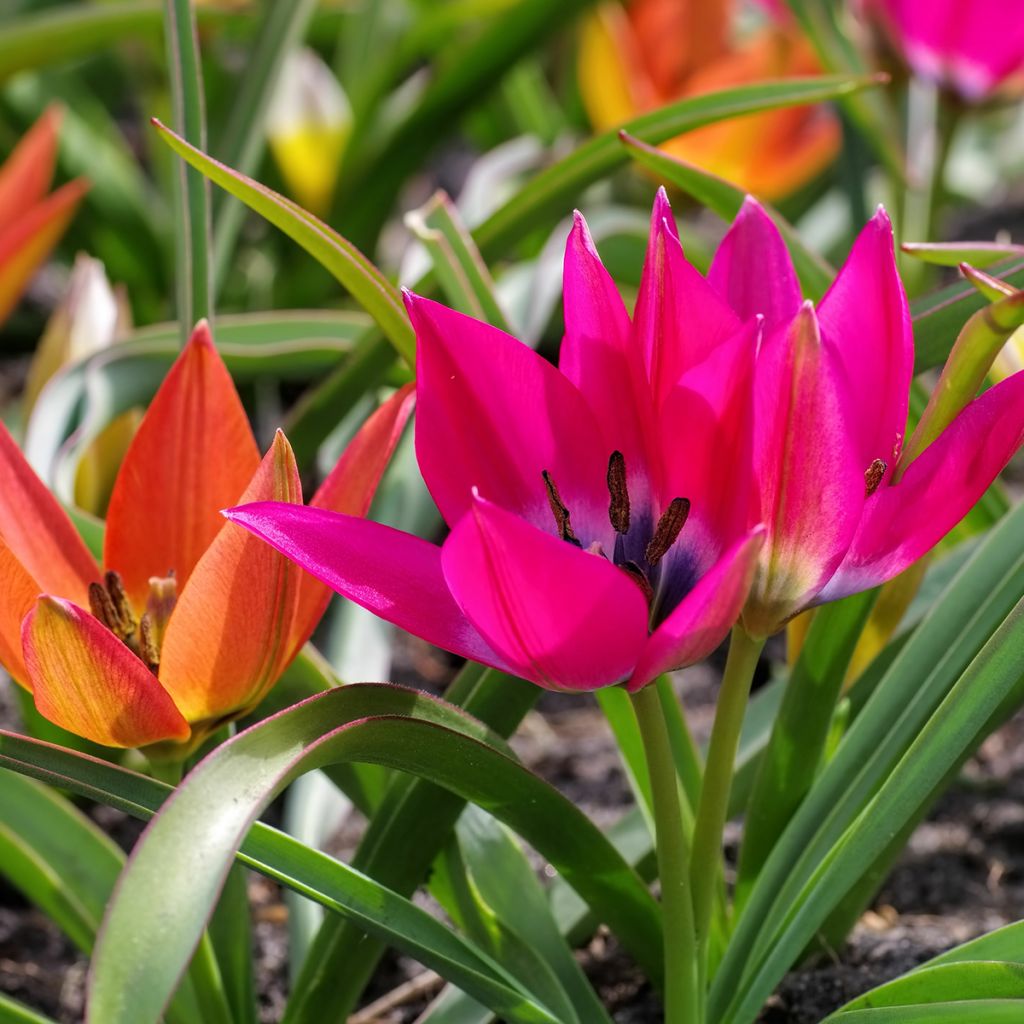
<box><xmin>578</xmin><ymin>0</ymin><xmax>840</xmax><ymax>199</ymax></box>
<box><xmin>0</xmin><ymin>106</ymin><xmax>88</xmax><ymax>325</ymax></box>
<box><xmin>863</xmin><ymin>0</ymin><xmax>1024</xmax><ymax>101</ymax></box>
<box><xmin>0</xmin><ymin>323</ymin><xmax>413</xmax><ymax>752</ymax></box>
<box><xmin>709</xmin><ymin>197</ymin><xmax>1024</xmax><ymax>635</ymax></box>
<box><xmin>227</xmin><ymin>192</ymin><xmax>765</xmax><ymax>694</ymax></box>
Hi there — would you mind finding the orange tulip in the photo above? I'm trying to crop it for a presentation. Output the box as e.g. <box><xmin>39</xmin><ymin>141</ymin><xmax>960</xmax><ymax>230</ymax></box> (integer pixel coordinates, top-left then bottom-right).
<box><xmin>578</xmin><ymin>0</ymin><xmax>841</xmax><ymax>200</ymax></box>
<box><xmin>0</xmin><ymin>106</ymin><xmax>88</xmax><ymax>325</ymax></box>
<box><xmin>0</xmin><ymin>323</ymin><xmax>413</xmax><ymax>753</ymax></box>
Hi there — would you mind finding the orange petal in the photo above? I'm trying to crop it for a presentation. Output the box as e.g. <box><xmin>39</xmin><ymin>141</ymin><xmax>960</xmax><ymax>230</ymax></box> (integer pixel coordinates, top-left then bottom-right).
<box><xmin>0</xmin><ymin>106</ymin><xmax>61</xmax><ymax>228</ymax></box>
<box><xmin>158</xmin><ymin>431</ymin><xmax>302</xmax><ymax>724</ymax></box>
<box><xmin>0</xmin><ymin>540</ymin><xmax>44</xmax><ymax>688</ymax></box>
<box><xmin>288</xmin><ymin>384</ymin><xmax>416</xmax><ymax>653</ymax></box>
<box><xmin>104</xmin><ymin>321</ymin><xmax>260</xmax><ymax>610</ymax></box>
<box><xmin>0</xmin><ymin>178</ymin><xmax>89</xmax><ymax>325</ymax></box>
<box><xmin>23</xmin><ymin>596</ymin><xmax>189</xmax><ymax>748</ymax></box>
<box><xmin>0</xmin><ymin>421</ymin><xmax>98</xmax><ymax>602</ymax></box>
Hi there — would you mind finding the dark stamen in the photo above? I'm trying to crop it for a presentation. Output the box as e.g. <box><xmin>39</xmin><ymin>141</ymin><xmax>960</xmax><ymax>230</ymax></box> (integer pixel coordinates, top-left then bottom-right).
<box><xmin>646</xmin><ymin>497</ymin><xmax>691</xmax><ymax>566</ymax></box>
<box><xmin>89</xmin><ymin>582</ymin><xmax>120</xmax><ymax>633</ymax></box>
<box><xmin>542</xmin><ymin>470</ymin><xmax>581</xmax><ymax>547</ymax></box>
<box><xmin>104</xmin><ymin>570</ymin><xmax>136</xmax><ymax>638</ymax></box>
<box><xmin>139</xmin><ymin>614</ymin><xmax>160</xmax><ymax>673</ymax></box>
<box><xmin>864</xmin><ymin>458</ymin><xmax>887</xmax><ymax>497</ymax></box>
<box><xmin>621</xmin><ymin>561</ymin><xmax>655</xmax><ymax>604</ymax></box>
<box><xmin>607</xmin><ymin>450</ymin><xmax>630</xmax><ymax>534</ymax></box>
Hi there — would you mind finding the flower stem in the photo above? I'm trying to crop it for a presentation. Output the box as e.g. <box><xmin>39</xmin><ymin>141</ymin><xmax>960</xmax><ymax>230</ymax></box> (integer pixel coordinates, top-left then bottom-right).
<box><xmin>631</xmin><ymin>683</ymin><xmax>699</xmax><ymax>1024</ymax></box>
<box><xmin>690</xmin><ymin>624</ymin><xmax>765</xmax><ymax>987</ymax></box>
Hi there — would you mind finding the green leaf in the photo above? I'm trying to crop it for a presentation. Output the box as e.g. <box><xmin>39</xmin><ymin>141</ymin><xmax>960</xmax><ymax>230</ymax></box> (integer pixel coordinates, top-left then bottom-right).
<box><xmin>903</xmin><ymin>241</ymin><xmax>1024</xmax><ymax>268</ymax></box>
<box><xmin>735</xmin><ymin>590</ymin><xmax>877</xmax><ymax>904</ymax></box>
<box><xmin>474</xmin><ymin>74</ymin><xmax>880</xmax><ymax>262</ymax></box>
<box><xmin>152</xmin><ymin>120</ymin><xmax>415</xmax><ymax>363</ymax></box>
<box><xmin>0</xmin><ymin>991</ymin><xmax>58</xmax><ymax>1024</ymax></box>
<box><xmin>162</xmin><ymin>0</ymin><xmax>212</xmax><ymax>338</ymax></box>
<box><xmin>712</xmin><ymin>497</ymin><xmax>1024</xmax><ymax>1023</ymax></box>
<box><xmin>618</xmin><ymin>131</ymin><xmax>835</xmax><ymax>298</ymax></box>
<box><xmin>830</xmin><ymin>962</ymin><xmax>1024</xmax><ymax>1014</ymax></box>
<box><xmin>825</xmin><ymin>1003</ymin><xmax>1024</xmax><ymax>1023</ymax></box>
<box><xmin>0</xmin><ymin>720</ymin><xmax>561</xmax><ymax>1024</ymax></box>
<box><xmin>927</xmin><ymin>921</ymin><xmax>1024</xmax><ymax>967</ymax></box>
<box><xmin>0</xmin><ymin>769</ymin><xmax>122</xmax><ymax>952</ymax></box>
<box><xmin>88</xmin><ymin>684</ymin><xmax>660</xmax><ymax>1024</ymax></box>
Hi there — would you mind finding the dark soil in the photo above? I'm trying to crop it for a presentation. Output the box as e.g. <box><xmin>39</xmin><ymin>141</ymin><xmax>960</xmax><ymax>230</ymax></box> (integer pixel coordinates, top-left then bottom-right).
<box><xmin>3</xmin><ymin>641</ymin><xmax>1024</xmax><ymax>1023</ymax></box>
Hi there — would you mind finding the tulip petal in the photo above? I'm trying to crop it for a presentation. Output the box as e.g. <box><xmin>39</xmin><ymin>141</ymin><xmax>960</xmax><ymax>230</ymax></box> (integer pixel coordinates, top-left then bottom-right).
<box><xmin>441</xmin><ymin>494</ymin><xmax>649</xmax><ymax>691</ymax></box>
<box><xmin>0</xmin><ymin>106</ymin><xmax>61</xmax><ymax>224</ymax></box>
<box><xmin>707</xmin><ymin>196</ymin><xmax>802</xmax><ymax>328</ymax></box>
<box><xmin>630</xmin><ymin>528</ymin><xmax>764</xmax><ymax>691</ymax></box>
<box><xmin>224</xmin><ymin>501</ymin><xmax>509</xmax><ymax>670</ymax></box>
<box><xmin>0</xmin><ymin>540</ymin><xmax>45</xmax><ymax>687</ymax></box>
<box><xmin>159</xmin><ymin>432</ymin><xmax>302</xmax><ymax>724</ymax></box>
<box><xmin>746</xmin><ymin>304</ymin><xmax>864</xmax><ymax>636</ymax></box>
<box><xmin>0</xmin><ymin>178</ymin><xmax>89</xmax><ymax>326</ymax></box>
<box><xmin>23</xmin><ymin>597</ymin><xmax>189</xmax><ymax>748</ymax></box>
<box><xmin>560</xmin><ymin>211</ymin><xmax>657</xmax><ymax>494</ymax></box>
<box><xmin>818</xmin><ymin>207</ymin><xmax>913</xmax><ymax>479</ymax></box>
<box><xmin>288</xmin><ymin>385</ymin><xmax>416</xmax><ymax>654</ymax></box>
<box><xmin>659</xmin><ymin>318</ymin><xmax>759</xmax><ymax>562</ymax></box>
<box><xmin>822</xmin><ymin>370</ymin><xmax>1024</xmax><ymax>601</ymax></box>
<box><xmin>0</xmin><ymin>421</ymin><xmax>97</xmax><ymax>601</ymax></box>
<box><xmin>634</xmin><ymin>189</ymin><xmax>741</xmax><ymax>404</ymax></box>
<box><xmin>407</xmin><ymin>293</ymin><xmax>610</xmax><ymax>541</ymax></box>
<box><xmin>104</xmin><ymin>321</ymin><xmax>260</xmax><ymax>609</ymax></box>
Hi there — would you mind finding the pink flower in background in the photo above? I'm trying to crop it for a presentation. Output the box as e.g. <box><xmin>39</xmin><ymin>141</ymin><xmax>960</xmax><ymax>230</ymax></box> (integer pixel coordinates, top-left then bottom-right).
<box><xmin>864</xmin><ymin>0</ymin><xmax>1024</xmax><ymax>100</ymax></box>
<box><xmin>229</xmin><ymin>191</ymin><xmax>765</xmax><ymax>693</ymax></box>
<box><xmin>715</xmin><ymin>198</ymin><xmax>1024</xmax><ymax>634</ymax></box>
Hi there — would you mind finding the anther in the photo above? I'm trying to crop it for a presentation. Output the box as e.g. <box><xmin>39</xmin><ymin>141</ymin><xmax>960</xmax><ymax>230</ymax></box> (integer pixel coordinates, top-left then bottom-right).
<box><xmin>104</xmin><ymin>570</ymin><xmax>136</xmax><ymax>638</ymax></box>
<box><xmin>607</xmin><ymin>451</ymin><xmax>630</xmax><ymax>534</ymax></box>
<box><xmin>89</xmin><ymin>582</ymin><xmax>120</xmax><ymax>633</ymax></box>
<box><xmin>645</xmin><ymin>497</ymin><xmax>691</xmax><ymax>566</ymax></box>
<box><xmin>542</xmin><ymin>470</ymin><xmax>581</xmax><ymax>547</ymax></box>
<box><xmin>139</xmin><ymin>614</ymin><xmax>160</xmax><ymax>674</ymax></box>
<box><xmin>621</xmin><ymin>561</ymin><xmax>655</xmax><ymax>604</ymax></box>
<box><xmin>864</xmin><ymin>459</ymin><xmax>887</xmax><ymax>497</ymax></box>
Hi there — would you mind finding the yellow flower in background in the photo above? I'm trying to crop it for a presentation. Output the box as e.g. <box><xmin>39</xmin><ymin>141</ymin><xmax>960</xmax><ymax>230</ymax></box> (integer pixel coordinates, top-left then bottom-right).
<box><xmin>266</xmin><ymin>48</ymin><xmax>352</xmax><ymax>217</ymax></box>
<box><xmin>578</xmin><ymin>0</ymin><xmax>841</xmax><ymax>200</ymax></box>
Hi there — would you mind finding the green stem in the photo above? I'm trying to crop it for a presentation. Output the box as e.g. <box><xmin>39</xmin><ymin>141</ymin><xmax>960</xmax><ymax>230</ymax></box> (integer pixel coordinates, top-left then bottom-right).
<box><xmin>690</xmin><ymin>625</ymin><xmax>765</xmax><ymax>987</ymax></box>
<box><xmin>631</xmin><ymin>684</ymin><xmax>698</xmax><ymax>1024</ymax></box>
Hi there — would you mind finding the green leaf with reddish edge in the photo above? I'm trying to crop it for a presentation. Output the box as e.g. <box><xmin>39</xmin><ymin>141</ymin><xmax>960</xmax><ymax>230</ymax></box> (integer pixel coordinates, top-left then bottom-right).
<box><xmin>903</xmin><ymin>241</ymin><xmax>1024</xmax><ymax>268</ymax></box>
<box><xmin>152</xmin><ymin>120</ymin><xmax>415</xmax><ymax>364</ymax></box>
<box><xmin>473</xmin><ymin>74</ymin><xmax>881</xmax><ymax>263</ymax></box>
<box><xmin>618</xmin><ymin>131</ymin><xmax>835</xmax><ymax>299</ymax></box>
<box><xmin>86</xmin><ymin>683</ymin><xmax>660</xmax><ymax>1024</ymax></box>
<box><xmin>735</xmin><ymin>590</ymin><xmax>878</xmax><ymax>907</ymax></box>
<box><xmin>284</xmin><ymin>665</ymin><xmax>539</xmax><ymax>1024</ymax></box>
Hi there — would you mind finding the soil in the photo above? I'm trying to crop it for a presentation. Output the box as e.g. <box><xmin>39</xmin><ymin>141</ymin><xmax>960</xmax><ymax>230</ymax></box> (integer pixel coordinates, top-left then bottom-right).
<box><xmin>3</xmin><ymin>639</ymin><xmax>1024</xmax><ymax>1023</ymax></box>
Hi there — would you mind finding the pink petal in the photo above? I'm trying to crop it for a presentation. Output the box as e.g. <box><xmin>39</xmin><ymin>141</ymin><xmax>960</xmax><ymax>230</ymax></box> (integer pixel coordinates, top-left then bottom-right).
<box><xmin>441</xmin><ymin>494</ymin><xmax>650</xmax><ymax>691</ymax></box>
<box><xmin>821</xmin><ymin>369</ymin><xmax>1024</xmax><ymax>601</ymax></box>
<box><xmin>634</xmin><ymin>188</ymin><xmax>741</xmax><ymax>406</ymax></box>
<box><xmin>817</xmin><ymin>207</ymin><xmax>913</xmax><ymax>481</ymax></box>
<box><xmin>407</xmin><ymin>293</ymin><xmax>610</xmax><ymax>541</ymax></box>
<box><xmin>746</xmin><ymin>304</ymin><xmax>864</xmax><ymax>636</ymax></box>
<box><xmin>223</xmin><ymin>501</ymin><xmax>508</xmax><ymax>671</ymax></box>
<box><xmin>707</xmin><ymin>196</ymin><xmax>802</xmax><ymax>329</ymax></box>
<box><xmin>560</xmin><ymin>211</ymin><xmax>657</xmax><ymax>497</ymax></box>
<box><xmin>659</xmin><ymin>318</ymin><xmax>760</xmax><ymax>565</ymax></box>
<box><xmin>629</xmin><ymin>529</ymin><xmax>765</xmax><ymax>691</ymax></box>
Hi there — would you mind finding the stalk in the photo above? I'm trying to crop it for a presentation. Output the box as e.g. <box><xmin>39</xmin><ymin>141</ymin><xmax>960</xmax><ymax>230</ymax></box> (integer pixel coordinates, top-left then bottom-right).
<box><xmin>631</xmin><ymin>683</ymin><xmax>699</xmax><ymax>1023</ymax></box>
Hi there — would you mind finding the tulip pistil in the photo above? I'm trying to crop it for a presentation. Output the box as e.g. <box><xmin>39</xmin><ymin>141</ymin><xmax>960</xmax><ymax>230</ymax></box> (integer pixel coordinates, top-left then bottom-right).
<box><xmin>87</xmin><ymin>570</ymin><xmax>177</xmax><ymax>675</ymax></box>
<box><xmin>864</xmin><ymin>458</ymin><xmax>887</xmax><ymax>497</ymax></box>
<box><xmin>542</xmin><ymin>470</ymin><xmax>582</xmax><ymax>547</ymax></box>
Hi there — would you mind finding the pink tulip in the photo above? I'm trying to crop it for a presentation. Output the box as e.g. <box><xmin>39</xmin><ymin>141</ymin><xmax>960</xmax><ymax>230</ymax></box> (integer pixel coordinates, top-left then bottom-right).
<box><xmin>228</xmin><ymin>191</ymin><xmax>766</xmax><ymax>693</ymax></box>
<box><xmin>716</xmin><ymin>197</ymin><xmax>1024</xmax><ymax>634</ymax></box>
<box><xmin>865</xmin><ymin>0</ymin><xmax>1024</xmax><ymax>100</ymax></box>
